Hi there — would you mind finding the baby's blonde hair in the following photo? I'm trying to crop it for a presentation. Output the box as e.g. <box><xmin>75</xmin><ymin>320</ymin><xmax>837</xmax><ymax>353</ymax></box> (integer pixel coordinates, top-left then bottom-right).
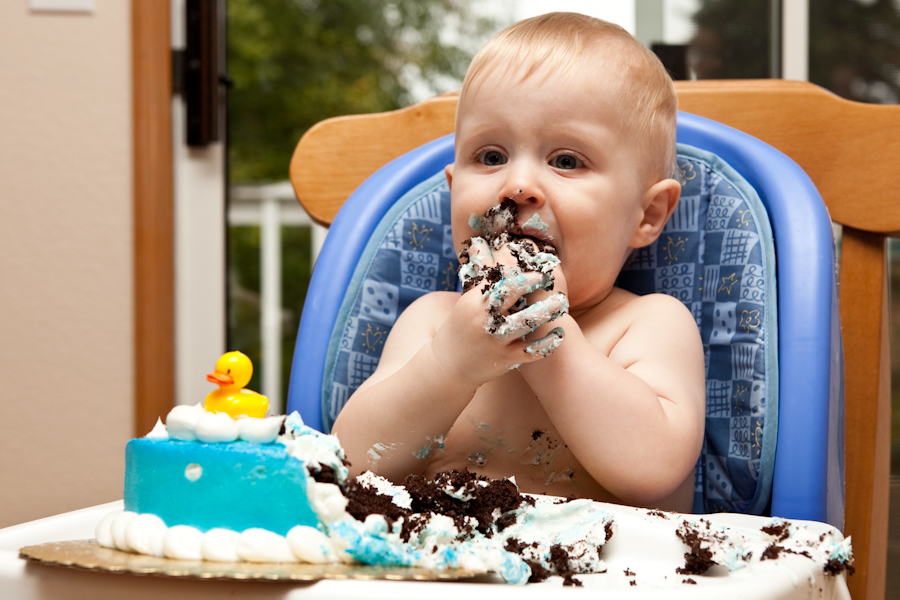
<box><xmin>459</xmin><ymin>12</ymin><xmax>679</xmax><ymax>182</ymax></box>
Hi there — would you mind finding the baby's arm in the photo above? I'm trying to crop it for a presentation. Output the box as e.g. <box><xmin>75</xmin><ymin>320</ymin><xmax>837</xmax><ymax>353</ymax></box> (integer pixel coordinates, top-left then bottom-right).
<box><xmin>332</xmin><ymin>269</ymin><xmax>565</xmax><ymax>481</ymax></box>
<box><xmin>518</xmin><ymin>293</ymin><xmax>705</xmax><ymax>506</ymax></box>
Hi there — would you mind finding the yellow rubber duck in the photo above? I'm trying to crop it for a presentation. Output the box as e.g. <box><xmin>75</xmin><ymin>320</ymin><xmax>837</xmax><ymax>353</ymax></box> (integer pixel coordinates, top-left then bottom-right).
<box><xmin>205</xmin><ymin>351</ymin><xmax>269</xmax><ymax>418</ymax></box>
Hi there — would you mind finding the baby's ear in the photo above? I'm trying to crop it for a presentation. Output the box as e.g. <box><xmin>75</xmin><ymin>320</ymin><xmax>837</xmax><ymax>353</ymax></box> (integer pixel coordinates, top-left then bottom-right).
<box><xmin>630</xmin><ymin>178</ymin><xmax>681</xmax><ymax>248</ymax></box>
<box><xmin>444</xmin><ymin>164</ymin><xmax>454</xmax><ymax>189</ymax></box>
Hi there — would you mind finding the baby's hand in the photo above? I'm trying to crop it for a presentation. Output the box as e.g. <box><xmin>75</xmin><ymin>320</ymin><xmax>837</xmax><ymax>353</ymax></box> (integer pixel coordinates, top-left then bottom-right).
<box><xmin>442</xmin><ymin>235</ymin><xmax>568</xmax><ymax>381</ymax></box>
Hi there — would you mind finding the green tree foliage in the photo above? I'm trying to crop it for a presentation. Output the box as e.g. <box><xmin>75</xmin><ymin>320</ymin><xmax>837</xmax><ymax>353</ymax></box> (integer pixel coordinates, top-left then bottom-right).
<box><xmin>808</xmin><ymin>0</ymin><xmax>900</xmax><ymax>104</ymax></box>
<box><xmin>687</xmin><ymin>0</ymin><xmax>900</xmax><ymax>104</ymax></box>
<box><xmin>227</xmin><ymin>0</ymin><xmax>500</xmax><ymax>183</ymax></box>
<box><xmin>688</xmin><ymin>0</ymin><xmax>773</xmax><ymax>80</ymax></box>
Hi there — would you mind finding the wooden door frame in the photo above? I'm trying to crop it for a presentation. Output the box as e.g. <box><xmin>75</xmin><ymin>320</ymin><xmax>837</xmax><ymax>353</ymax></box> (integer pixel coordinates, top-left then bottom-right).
<box><xmin>132</xmin><ymin>0</ymin><xmax>174</xmax><ymax>436</ymax></box>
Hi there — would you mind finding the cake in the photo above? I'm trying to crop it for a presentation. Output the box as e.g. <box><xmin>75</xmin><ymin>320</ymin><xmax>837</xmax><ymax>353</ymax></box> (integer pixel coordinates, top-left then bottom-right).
<box><xmin>96</xmin><ymin>405</ymin><xmax>855</xmax><ymax>586</ymax></box>
<box><xmin>96</xmin><ymin>407</ymin><xmax>614</xmax><ymax>583</ymax></box>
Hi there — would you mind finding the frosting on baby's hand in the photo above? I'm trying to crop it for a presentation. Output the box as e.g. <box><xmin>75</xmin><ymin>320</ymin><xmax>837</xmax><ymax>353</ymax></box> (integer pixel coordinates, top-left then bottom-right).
<box><xmin>458</xmin><ymin>201</ymin><xmax>569</xmax><ymax>355</ymax></box>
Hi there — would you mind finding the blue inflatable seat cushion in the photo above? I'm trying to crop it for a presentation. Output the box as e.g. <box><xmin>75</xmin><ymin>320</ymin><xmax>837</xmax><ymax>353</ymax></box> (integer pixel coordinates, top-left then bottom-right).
<box><xmin>322</xmin><ymin>143</ymin><xmax>777</xmax><ymax>517</ymax></box>
<box><xmin>321</xmin><ymin>174</ymin><xmax>459</xmax><ymax>430</ymax></box>
<box><xmin>617</xmin><ymin>144</ymin><xmax>777</xmax><ymax>515</ymax></box>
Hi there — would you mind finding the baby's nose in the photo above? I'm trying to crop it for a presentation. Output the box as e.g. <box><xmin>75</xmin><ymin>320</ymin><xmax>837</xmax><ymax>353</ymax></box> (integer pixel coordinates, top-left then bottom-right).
<box><xmin>500</xmin><ymin>185</ymin><xmax>543</xmax><ymax>208</ymax></box>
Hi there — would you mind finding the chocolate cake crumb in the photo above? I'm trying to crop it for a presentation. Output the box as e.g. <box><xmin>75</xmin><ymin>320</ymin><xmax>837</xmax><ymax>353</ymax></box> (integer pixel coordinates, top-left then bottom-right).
<box><xmin>549</xmin><ymin>544</ymin><xmax>570</xmax><ymax>573</ymax></box>
<box><xmin>308</xmin><ymin>464</ymin><xmax>338</xmax><ymax>484</ymax></box>
<box><xmin>824</xmin><ymin>558</ymin><xmax>856</xmax><ymax>576</ymax></box>
<box><xmin>682</xmin><ymin>578</ymin><xmax>697</xmax><ymax>585</ymax></box>
<box><xmin>525</xmin><ymin>560</ymin><xmax>551</xmax><ymax>583</ymax></box>
<box><xmin>552</xmin><ymin>494</ymin><xmax>579</xmax><ymax>505</ymax></box>
<box><xmin>400</xmin><ymin>469</ymin><xmax>525</xmax><ymax>537</ymax></box>
<box><xmin>532</xmin><ymin>430</ymin><xmax>545</xmax><ymax>441</ymax></box>
<box><xmin>496</xmin><ymin>512</ymin><xmax>517</xmax><ymax>532</ymax></box>
<box><xmin>647</xmin><ymin>509</ymin><xmax>670</xmax><ymax>519</ymax></box>
<box><xmin>761</xmin><ymin>521</ymin><xmax>791</xmax><ymax>542</ymax></box>
<box><xmin>342</xmin><ymin>479</ymin><xmax>413</xmax><ymax>530</ymax></box>
<box><xmin>675</xmin><ymin>524</ymin><xmax>715</xmax><ymax>575</ymax></box>
<box><xmin>629</xmin><ymin>580</ymin><xmax>638</xmax><ymax>586</ymax></box>
<box><xmin>624</xmin><ymin>568</ymin><xmax>635</xmax><ymax>576</ymax></box>
<box><xmin>761</xmin><ymin>544</ymin><xmax>783</xmax><ymax>561</ymax></box>
<box><xmin>278</xmin><ymin>418</ymin><xmax>287</xmax><ymax>436</ymax></box>
<box><xmin>562</xmin><ymin>574</ymin><xmax>583</xmax><ymax>587</ymax></box>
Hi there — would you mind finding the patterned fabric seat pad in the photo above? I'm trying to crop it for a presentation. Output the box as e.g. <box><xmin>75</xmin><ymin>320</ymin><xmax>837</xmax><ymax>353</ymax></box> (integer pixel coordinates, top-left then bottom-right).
<box><xmin>321</xmin><ymin>144</ymin><xmax>777</xmax><ymax>516</ymax></box>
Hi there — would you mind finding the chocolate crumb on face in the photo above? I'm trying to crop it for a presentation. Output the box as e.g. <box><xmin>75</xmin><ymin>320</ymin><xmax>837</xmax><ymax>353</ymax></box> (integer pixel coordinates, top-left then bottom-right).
<box><xmin>532</xmin><ymin>430</ymin><xmax>545</xmax><ymax>441</ymax></box>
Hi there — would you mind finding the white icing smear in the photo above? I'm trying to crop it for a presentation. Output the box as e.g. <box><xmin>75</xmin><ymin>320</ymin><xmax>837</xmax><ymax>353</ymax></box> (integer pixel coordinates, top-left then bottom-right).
<box><xmin>145</xmin><ymin>418</ymin><xmax>168</xmax><ymax>440</ymax></box>
<box><xmin>525</xmin><ymin>327</ymin><xmax>565</xmax><ymax>357</ymax></box>
<box><xmin>487</xmin><ymin>292</ymin><xmax>569</xmax><ymax>340</ymax></box>
<box><xmin>356</xmin><ymin>471</ymin><xmax>413</xmax><ymax>509</ymax></box>
<box><xmin>152</xmin><ymin>404</ymin><xmax>284</xmax><ymax>446</ymax></box>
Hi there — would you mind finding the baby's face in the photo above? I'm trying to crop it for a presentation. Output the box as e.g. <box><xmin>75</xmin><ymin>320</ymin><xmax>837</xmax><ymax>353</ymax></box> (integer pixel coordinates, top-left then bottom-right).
<box><xmin>449</xmin><ymin>67</ymin><xmax>651</xmax><ymax>310</ymax></box>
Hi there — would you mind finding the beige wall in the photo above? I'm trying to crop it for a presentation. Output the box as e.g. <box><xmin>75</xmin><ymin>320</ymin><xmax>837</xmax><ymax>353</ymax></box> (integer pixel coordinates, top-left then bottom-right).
<box><xmin>0</xmin><ymin>3</ymin><xmax>134</xmax><ymax>527</ymax></box>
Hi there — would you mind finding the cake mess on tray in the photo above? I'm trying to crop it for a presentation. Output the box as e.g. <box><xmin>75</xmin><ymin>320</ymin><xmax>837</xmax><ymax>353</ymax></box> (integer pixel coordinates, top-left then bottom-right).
<box><xmin>96</xmin><ymin>406</ymin><xmax>854</xmax><ymax>585</ymax></box>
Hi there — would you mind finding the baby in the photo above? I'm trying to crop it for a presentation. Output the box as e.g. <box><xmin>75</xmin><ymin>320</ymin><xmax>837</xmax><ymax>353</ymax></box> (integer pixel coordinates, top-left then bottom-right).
<box><xmin>332</xmin><ymin>13</ymin><xmax>705</xmax><ymax>512</ymax></box>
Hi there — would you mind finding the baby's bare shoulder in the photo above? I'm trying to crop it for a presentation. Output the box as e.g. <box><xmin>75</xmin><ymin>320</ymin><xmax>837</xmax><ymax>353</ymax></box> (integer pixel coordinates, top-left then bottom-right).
<box><xmin>611</xmin><ymin>292</ymin><xmax>702</xmax><ymax>361</ymax></box>
<box><xmin>625</xmin><ymin>292</ymin><xmax>693</xmax><ymax>319</ymax></box>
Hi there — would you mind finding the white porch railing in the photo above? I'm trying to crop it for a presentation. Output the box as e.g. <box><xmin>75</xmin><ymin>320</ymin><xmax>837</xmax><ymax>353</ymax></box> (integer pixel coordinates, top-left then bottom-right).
<box><xmin>228</xmin><ymin>181</ymin><xmax>327</xmax><ymax>412</ymax></box>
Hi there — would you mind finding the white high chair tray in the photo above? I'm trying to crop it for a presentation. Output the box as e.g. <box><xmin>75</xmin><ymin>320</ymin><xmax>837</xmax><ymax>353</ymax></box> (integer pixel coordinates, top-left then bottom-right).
<box><xmin>0</xmin><ymin>500</ymin><xmax>851</xmax><ymax>600</ymax></box>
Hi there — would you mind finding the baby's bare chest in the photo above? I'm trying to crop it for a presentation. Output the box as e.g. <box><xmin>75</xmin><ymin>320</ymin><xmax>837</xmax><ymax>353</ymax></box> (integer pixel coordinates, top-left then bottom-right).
<box><xmin>421</xmin><ymin>371</ymin><xmax>614</xmax><ymax>500</ymax></box>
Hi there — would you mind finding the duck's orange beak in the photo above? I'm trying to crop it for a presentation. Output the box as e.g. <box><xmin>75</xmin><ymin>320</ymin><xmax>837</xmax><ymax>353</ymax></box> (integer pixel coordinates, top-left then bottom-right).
<box><xmin>207</xmin><ymin>371</ymin><xmax>234</xmax><ymax>386</ymax></box>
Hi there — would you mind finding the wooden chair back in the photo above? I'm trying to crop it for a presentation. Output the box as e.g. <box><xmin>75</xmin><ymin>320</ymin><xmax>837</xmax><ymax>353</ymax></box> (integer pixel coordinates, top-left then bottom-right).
<box><xmin>289</xmin><ymin>80</ymin><xmax>900</xmax><ymax>600</ymax></box>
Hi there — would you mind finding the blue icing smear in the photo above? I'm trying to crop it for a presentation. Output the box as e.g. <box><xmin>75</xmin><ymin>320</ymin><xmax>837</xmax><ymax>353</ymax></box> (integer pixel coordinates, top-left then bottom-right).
<box><xmin>522</xmin><ymin>212</ymin><xmax>550</xmax><ymax>234</ymax></box>
<box><xmin>326</xmin><ymin>517</ymin><xmax>531</xmax><ymax>584</ymax></box>
<box><xmin>124</xmin><ymin>437</ymin><xmax>319</xmax><ymax>536</ymax></box>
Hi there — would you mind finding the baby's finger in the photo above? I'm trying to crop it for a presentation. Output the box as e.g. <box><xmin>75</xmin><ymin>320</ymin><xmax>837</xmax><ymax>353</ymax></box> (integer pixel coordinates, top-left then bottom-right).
<box><xmin>486</xmin><ymin>270</ymin><xmax>554</xmax><ymax>312</ymax></box>
<box><xmin>487</xmin><ymin>292</ymin><xmax>569</xmax><ymax>340</ymax></box>
<box><xmin>464</xmin><ymin>236</ymin><xmax>494</xmax><ymax>268</ymax></box>
<box><xmin>458</xmin><ymin>237</ymin><xmax>495</xmax><ymax>290</ymax></box>
<box><xmin>524</xmin><ymin>327</ymin><xmax>565</xmax><ymax>358</ymax></box>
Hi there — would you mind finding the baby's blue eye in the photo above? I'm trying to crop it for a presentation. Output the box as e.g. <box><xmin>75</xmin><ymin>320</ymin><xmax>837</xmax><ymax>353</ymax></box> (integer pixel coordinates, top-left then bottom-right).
<box><xmin>552</xmin><ymin>154</ymin><xmax>581</xmax><ymax>169</ymax></box>
<box><xmin>481</xmin><ymin>151</ymin><xmax>507</xmax><ymax>166</ymax></box>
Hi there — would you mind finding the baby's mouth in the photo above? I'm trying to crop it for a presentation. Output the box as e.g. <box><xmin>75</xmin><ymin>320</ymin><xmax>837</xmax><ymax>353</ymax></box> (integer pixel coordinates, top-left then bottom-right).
<box><xmin>469</xmin><ymin>199</ymin><xmax>554</xmax><ymax>245</ymax></box>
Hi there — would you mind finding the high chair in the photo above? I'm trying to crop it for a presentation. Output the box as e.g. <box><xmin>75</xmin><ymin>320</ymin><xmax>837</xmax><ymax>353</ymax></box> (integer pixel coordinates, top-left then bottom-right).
<box><xmin>285</xmin><ymin>80</ymin><xmax>900</xmax><ymax>600</ymax></box>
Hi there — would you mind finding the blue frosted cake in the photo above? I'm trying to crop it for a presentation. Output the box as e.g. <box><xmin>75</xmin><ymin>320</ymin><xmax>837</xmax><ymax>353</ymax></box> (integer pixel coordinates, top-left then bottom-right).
<box><xmin>124</xmin><ymin>438</ymin><xmax>320</xmax><ymax>536</ymax></box>
<box><xmin>97</xmin><ymin>406</ymin><xmax>614</xmax><ymax>582</ymax></box>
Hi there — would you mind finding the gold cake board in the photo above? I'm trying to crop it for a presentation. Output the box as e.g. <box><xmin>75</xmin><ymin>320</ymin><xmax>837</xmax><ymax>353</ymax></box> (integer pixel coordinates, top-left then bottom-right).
<box><xmin>19</xmin><ymin>539</ymin><xmax>486</xmax><ymax>582</ymax></box>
